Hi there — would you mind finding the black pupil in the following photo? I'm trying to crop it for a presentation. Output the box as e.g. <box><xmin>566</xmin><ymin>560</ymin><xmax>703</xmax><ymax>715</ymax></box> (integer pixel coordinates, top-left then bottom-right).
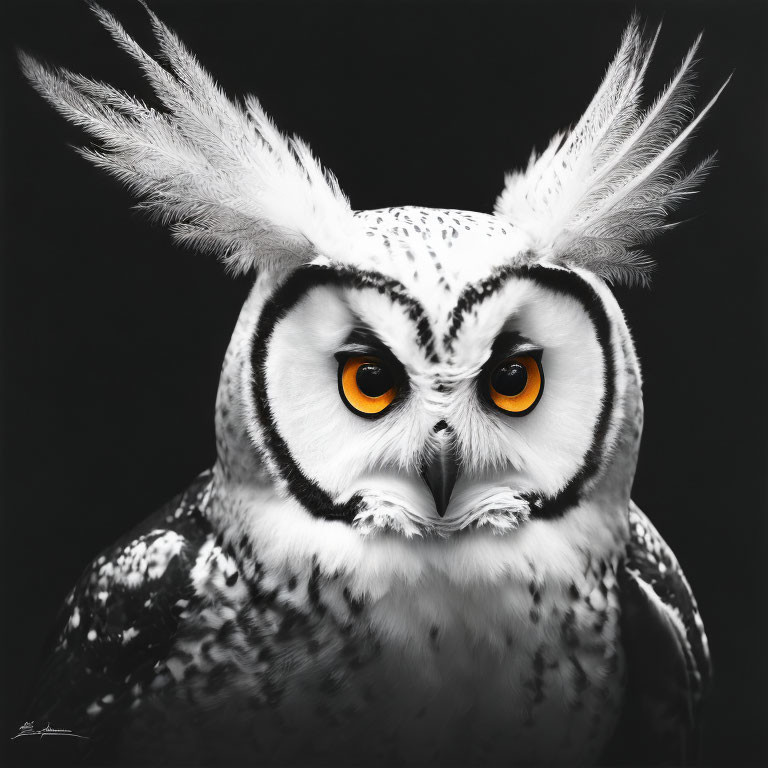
<box><xmin>356</xmin><ymin>363</ymin><xmax>394</xmax><ymax>398</ymax></box>
<box><xmin>492</xmin><ymin>360</ymin><xmax>528</xmax><ymax>397</ymax></box>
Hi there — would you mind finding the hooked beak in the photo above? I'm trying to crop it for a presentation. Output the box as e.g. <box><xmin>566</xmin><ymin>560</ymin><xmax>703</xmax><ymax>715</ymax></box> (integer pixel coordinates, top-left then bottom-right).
<box><xmin>420</xmin><ymin>422</ymin><xmax>460</xmax><ymax>518</ymax></box>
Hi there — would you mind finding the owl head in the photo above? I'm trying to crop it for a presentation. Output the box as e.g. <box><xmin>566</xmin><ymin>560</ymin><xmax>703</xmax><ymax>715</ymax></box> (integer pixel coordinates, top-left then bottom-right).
<box><xmin>23</xmin><ymin>7</ymin><xmax>725</xmax><ymax>550</ymax></box>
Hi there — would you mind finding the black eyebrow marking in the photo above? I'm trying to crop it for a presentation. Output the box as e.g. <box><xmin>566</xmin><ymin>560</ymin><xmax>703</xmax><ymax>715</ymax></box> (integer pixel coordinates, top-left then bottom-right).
<box><xmin>490</xmin><ymin>330</ymin><xmax>542</xmax><ymax>361</ymax></box>
<box><xmin>444</xmin><ymin>268</ymin><xmax>513</xmax><ymax>351</ymax></box>
<box><xmin>442</xmin><ymin>263</ymin><xmax>617</xmax><ymax>522</ymax></box>
<box><xmin>338</xmin><ymin>327</ymin><xmax>391</xmax><ymax>354</ymax></box>
<box><xmin>250</xmin><ymin>263</ymin><xmax>440</xmax><ymax>524</ymax></box>
<box><xmin>334</xmin><ymin>326</ymin><xmax>408</xmax><ymax>374</ymax></box>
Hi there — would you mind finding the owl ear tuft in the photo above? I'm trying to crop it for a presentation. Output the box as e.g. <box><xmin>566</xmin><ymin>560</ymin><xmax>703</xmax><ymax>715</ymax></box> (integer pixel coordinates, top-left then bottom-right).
<box><xmin>494</xmin><ymin>17</ymin><xmax>730</xmax><ymax>286</ymax></box>
<box><xmin>19</xmin><ymin>2</ymin><xmax>360</xmax><ymax>276</ymax></box>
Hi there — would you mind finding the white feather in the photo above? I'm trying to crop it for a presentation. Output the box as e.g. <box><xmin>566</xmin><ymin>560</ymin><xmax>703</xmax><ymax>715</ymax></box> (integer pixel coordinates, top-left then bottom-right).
<box><xmin>494</xmin><ymin>17</ymin><xmax>729</xmax><ymax>285</ymax></box>
<box><xmin>19</xmin><ymin>2</ymin><xmax>359</xmax><ymax>275</ymax></box>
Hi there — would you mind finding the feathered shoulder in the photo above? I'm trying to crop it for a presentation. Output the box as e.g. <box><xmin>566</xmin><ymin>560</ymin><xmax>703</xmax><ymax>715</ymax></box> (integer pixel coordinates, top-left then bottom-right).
<box><xmin>22</xmin><ymin>472</ymin><xmax>214</xmax><ymax>762</ymax></box>
<box><xmin>604</xmin><ymin>502</ymin><xmax>712</xmax><ymax>764</ymax></box>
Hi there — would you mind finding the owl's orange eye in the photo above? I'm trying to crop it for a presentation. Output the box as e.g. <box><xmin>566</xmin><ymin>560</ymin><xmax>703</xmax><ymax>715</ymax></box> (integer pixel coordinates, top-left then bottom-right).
<box><xmin>489</xmin><ymin>354</ymin><xmax>544</xmax><ymax>415</ymax></box>
<box><xmin>339</xmin><ymin>356</ymin><xmax>398</xmax><ymax>417</ymax></box>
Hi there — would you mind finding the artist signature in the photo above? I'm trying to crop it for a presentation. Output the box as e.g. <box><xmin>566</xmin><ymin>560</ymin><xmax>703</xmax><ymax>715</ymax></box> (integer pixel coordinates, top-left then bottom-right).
<box><xmin>11</xmin><ymin>721</ymin><xmax>89</xmax><ymax>740</ymax></box>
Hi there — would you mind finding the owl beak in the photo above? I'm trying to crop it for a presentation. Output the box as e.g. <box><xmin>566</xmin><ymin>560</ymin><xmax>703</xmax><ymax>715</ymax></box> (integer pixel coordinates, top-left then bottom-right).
<box><xmin>420</xmin><ymin>423</ymin><xmax>460</xmax><ymax>518</ymax></box>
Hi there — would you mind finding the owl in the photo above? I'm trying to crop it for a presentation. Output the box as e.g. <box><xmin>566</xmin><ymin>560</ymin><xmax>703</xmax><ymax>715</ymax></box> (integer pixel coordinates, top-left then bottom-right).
<box><xmin>19</xmin><ymin>4</ymin><xmax>724</xmax><ymax>766</ymax></box>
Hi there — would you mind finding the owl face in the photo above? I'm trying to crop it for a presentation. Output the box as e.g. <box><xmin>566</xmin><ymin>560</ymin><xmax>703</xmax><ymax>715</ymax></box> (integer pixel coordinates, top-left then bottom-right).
<box><xmin>242</xmin><ymin>209</ymin><xmax>628</xmax><ymax>537</ymax></box>
<box><xmin>24</xmin><ymin>7</ymin><xmax>716</xmax><ymax>550</ymax></box>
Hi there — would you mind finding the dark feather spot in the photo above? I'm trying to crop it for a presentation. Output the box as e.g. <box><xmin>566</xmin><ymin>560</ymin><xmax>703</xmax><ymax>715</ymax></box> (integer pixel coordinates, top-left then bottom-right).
<box><xmin>570</xmin><ymin>654</ymin><xmax>589</xmax><ymax>692</ymax></box>
<box><xmin>343</xmin><ymin>587</ymin><xmax>365</xmax><ymax>615</ymax></box>
<box><xmin>217</xmin><ymin>620</ymin><xmax>235</xmax><ymax>641</ymax></box>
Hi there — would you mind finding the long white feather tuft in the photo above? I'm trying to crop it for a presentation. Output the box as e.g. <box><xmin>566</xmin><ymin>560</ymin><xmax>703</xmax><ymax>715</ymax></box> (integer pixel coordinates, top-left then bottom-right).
<box><xmin>19</xmin><ymin>2</ymin><xmax>360</xmax><ymax>275</ymax></box>
<box><xmin>494</xmin><ymin>17</ymin><xmax>729</xmax><ymax>285</ymax></box>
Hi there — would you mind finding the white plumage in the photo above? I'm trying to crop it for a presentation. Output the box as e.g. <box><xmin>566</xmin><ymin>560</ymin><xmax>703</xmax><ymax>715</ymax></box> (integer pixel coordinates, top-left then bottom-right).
<box><xmin>20</xmin><ymin>2</ymin><xmax>360</xmax><ymax>276</ymax></box>
<box><xmin>21</xmin><ymin>7</ymin><xmax>719</xmax><ymax>765</ymax></box>
<box><xmin>494</xmin><ymin>17</ymin><xmax>729</xmax><ymax>284</ymax></box>
<box><xmin>21</xmin><ymin>9</ymin><xmax>726</xmax><ymax>286</ymax></box>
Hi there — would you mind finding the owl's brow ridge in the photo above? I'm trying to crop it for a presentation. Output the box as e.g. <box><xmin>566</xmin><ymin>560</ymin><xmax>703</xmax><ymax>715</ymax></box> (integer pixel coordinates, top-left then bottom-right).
<box><xmin>337</xmin><ymin>327</ymin><xmax>395</xmax><ymax>356</ymax></box>
<box><xmin>443</xmin><ymin>267</ymin><xmax>521</xmax><ymax>353</ymax></box>
<box><xmin>336</xmin><ymin>266</ymin><xmax>441</xmax><ymax>364</ymax></box>
<box><xmin>335</xmin><ymin>327</ymin><xmax>408</xmax><ymax>380</ymax></box>
<box><xmin>489</xmin><ymin>330</ymin><xmax>542</xmax><ymax>361</ymax></box>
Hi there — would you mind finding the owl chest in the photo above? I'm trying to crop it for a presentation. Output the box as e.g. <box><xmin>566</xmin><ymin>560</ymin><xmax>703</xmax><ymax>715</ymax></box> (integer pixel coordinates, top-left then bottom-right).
<box><xmin>329</xmin><ymin>576</ymin><xmax>625</xmax><ymax>765</ymax></box>
<box><xmin>143</xmin><ymin>562</ymin><xmax>626</xmax><ymax>765</ymax></box>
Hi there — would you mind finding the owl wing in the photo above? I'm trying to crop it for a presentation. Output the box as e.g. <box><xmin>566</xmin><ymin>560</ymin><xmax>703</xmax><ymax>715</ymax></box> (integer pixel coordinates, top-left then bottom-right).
<box><xmin>17</xmin><ymin>471</ymin><xmax>215</xmax><ymax>765</ymax></box>
<box><xmin>601</xmin><ymin>501</ymin><xmax>712</xmax><ymax>765</ymax></box>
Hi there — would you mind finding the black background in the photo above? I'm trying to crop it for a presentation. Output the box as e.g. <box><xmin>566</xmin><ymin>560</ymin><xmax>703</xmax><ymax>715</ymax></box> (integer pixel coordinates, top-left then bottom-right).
<box><xmin>2</xmin><ymin>0</ymin><xmax>766</xmax><ymax>765</ymax></box>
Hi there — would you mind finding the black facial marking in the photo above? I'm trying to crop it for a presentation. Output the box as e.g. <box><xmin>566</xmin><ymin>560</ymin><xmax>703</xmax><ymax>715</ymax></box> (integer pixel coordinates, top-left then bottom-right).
<box><xmin>250</xmin><ymin>264</ymin><xmax>437</xmax><ymax>523</ymax></box>
<box><xmin>341</xmin><ymin>327</ymin><xmax>386</xmax><ymax>352</ymax></box>
<box><xmin>490</xmin><ymin>330</ymin><xmax>527</xmax><ymax>357</ymax></box>
<box><xmin>444</xmin><ymin>269</ymin><xmax>514</xmax><ymax>350</ymax></box>
<box><xmin>444</xmin><ymin>264</ymin><xmax>617</xmax><ymax>521</ymax></box>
